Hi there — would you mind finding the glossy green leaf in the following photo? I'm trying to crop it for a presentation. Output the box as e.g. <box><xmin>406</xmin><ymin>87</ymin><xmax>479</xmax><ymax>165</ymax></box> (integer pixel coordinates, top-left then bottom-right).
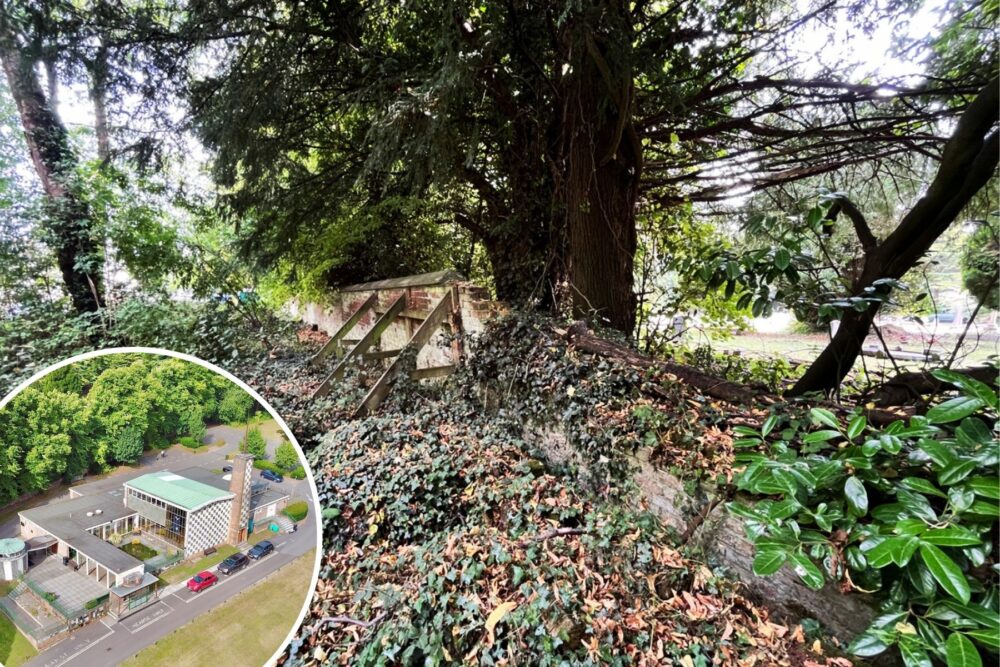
<box><xmin>931</xmin><ymin>369</ymin><xmax>999</xmax><ymax>410</ymax></box>
<box><xmin>809</xmin><ymin>407</ymin><xmax>839</xmax><ymax>429</ymax></box>
<box><xmin>761</xmin><ymin>414</ymin><xmax>778</xmax><ymax>437</ymax></box>
<box><xmin>967</xmin><ymin>476</ymin><xmax>1000</xmax><ymax>500</ymax></box>
<box><xmin>899</xmin><ymin>636</ymin><xmax>933</xmax><ymax>667</ymax></box>
<box><xmin>803</xmin><ymin>429</ymin><xmax>840</xmax><ymax>444</ymax></box>
<box><xmin>789</xmin><ymin>552</ymin><xmax>825</xmax><ymax>589</ymax></box>
<box><xmin>899</xmin><ymin>477</ymin><xmax>948</xmax><ymax>498</ymax></box>
<box><xmin>945</xmin><ymin>632</ymin><xmax>982</xmax><ymax>667</ymax></box>
<box><xmin>940</xmin><ymin>600</ymin><xmax>1000</xmax><ymax>629</ymax></box>
<box><xmin>845</xmin><ymin>476</ymin><xmax>868</xmax><ymax>516</ymax></box>
<box><xmin>921</xmin><ymin>526</ymin><xmax>984</xmax><ymax>547</ymax></box>
<box><xmin>752</xmin><ymin>549</ymin><xmax>787</xmax><ymax>576</ymax></box>
<box><xmin>939</xmin><ymin>460</ymin><xmax>978</xmax><ymax>486</ymax></box>
<box><xmin>920</xmin><ymin>544</ymin><xmax>971</xmax><ymax>604</ymax></box>
<box><xmin>927</xmin><ymin>396</ymin><xmax>985</xmax><ymax>424</ymax></box>
<box><xmin>849</xmin><ymin>630</ymin><xmax>890</xmax><ymax>657</ymax></box>
<box><xmin>846</xmin><ymin>414</ymin><xmax>867</xmax><ymax>440</ymax></box>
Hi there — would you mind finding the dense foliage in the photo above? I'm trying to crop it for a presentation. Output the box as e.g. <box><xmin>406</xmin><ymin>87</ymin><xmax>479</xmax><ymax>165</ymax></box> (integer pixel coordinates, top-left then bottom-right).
<box><xmin>731</xmin><ymin>371</ymin><xmax>999</xmax><ymax>666</ymax></box>
<box><xmin>0</xmin><ymin>354</ymin><xmax>260</xmax><ymax>506</ymax></box>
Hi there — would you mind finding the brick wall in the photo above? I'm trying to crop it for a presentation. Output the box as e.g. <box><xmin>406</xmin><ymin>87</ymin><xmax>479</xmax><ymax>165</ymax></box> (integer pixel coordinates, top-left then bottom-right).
<box><xmin>290</xmin><ymin>282</ymin><xmax>504</xmax><ymax>370</ymax></box>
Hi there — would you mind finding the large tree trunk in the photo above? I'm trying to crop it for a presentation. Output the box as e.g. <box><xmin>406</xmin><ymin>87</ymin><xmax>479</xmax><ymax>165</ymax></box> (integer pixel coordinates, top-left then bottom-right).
<box><xmin>0</xmin><ymin>19</ymin><xmax>105</xmax><ymax>313</ymax></box>
<box><xmin>560</xmin><ymin>2</ymin><xmax>640</xmax><ymax>333</ymax></box>
<box><xmin>790</xmin><ymin>79</ymin><xmax>999</xmax><ymax>396</ymax></box>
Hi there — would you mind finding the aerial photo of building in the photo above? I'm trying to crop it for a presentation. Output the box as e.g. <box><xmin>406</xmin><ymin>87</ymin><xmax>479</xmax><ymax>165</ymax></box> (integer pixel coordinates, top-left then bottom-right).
<box><xmin>10</xmin><ymin>453</ymin><xmax>289</xmax><ymax>641</ymax></box>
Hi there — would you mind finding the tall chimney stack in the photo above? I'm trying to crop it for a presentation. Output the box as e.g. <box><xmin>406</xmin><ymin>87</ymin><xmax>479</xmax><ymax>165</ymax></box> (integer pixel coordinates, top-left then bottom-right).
<box><xmin>227</xmin><ymin>452</ymin><xmax>254</xmax><ymax>544</ymax></box>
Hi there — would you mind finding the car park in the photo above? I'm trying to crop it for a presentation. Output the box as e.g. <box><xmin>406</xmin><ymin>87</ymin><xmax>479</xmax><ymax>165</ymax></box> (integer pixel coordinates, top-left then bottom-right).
<box><xmin>217</xmin><ymin>552</ymin><xmax>250</xmax><ymax>575</ymax></box>
<box><xmin>248</xmin><ymin>540</ymin><xmax>274</xmax><ymax>559</ymax></box>
<box><xmin>187</xmin><ymin>570</ymin><xmax>218</xmax><ymax>592</ymax></box>
<box><xmin>261</xmin><ymin>469</ymin><xmax>283</xmax><ymax>483</ymax></box>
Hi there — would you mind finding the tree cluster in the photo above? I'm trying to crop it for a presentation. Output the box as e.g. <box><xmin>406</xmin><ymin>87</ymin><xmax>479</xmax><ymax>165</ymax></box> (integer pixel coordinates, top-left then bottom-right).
<box><xmin>0</xmin><ymin>354</ymin><xmax>258</xmax><ymax>506</ymax></box>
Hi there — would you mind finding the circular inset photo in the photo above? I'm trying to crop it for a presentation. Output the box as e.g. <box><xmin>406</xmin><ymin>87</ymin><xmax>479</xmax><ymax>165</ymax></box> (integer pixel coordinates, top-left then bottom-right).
<box><xmin>0</xmin><ymin>349</ymin><xmax>321</xmax><ymax>667</ymax></box>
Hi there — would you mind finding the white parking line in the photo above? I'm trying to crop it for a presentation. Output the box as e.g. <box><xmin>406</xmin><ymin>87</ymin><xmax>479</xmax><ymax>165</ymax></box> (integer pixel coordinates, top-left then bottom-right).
<box><xmin>174</xmin><ymin>555</ymin><xmax>282</xmax><ymax>604</ymax></box>
<box><xmin>45</xmin><ymin>625</ymin><xmax>114</xmax><ymax>667</ymax></box>
<box><xmin>126</xmin><ymin>608</ymin><xmax>172</xmax><ymax>634</ymax></box>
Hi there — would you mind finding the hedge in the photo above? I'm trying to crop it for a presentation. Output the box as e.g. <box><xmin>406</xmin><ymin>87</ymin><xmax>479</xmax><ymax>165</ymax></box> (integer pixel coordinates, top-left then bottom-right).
<box><xmin>284</xmin><ymin>501</ymin><xmax>308</xmax><ymax>522</ymax></box>
<box><xmin>178</xmin><ymin>436</ymin><xmax>202</xmax><ymax>449</ymax></box>
<box><xmin>253</xmin><ymin>459</ymin><xmax>284</xmax><ymax>474</ymax></box>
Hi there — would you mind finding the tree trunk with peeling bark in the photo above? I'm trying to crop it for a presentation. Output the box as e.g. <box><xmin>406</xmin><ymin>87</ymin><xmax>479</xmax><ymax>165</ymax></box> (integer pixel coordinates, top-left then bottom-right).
<box><xmin>0</xmin><ymin>17</ymin><xmax>104</xmax><ymax>313</ymax></box>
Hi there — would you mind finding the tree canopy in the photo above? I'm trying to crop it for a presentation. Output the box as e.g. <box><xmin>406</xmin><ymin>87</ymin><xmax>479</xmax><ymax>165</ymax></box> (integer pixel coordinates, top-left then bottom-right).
<box><xmin>0</xmin><ymin>353</ymin><xmax>258</xmax><ymax>506</ymax></box>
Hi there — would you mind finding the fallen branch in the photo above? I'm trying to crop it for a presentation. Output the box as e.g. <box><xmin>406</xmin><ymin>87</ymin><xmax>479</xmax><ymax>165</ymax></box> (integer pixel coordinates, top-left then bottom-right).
<box><xmin>311</xmin><ymin>612</ymin><xmax>388</xmax><ymax>633</ymax></box>
<box><xmin>563</xmin><ymin>321</ymin><xmax>910</xmax><ymax>425</ymax></box>
<box><xmin>870</xmin><ymin>365</ymin><xmax>999</xmax><ymax>407</ymax></box>
<box><xmin>517</xmin><ymin>527</ymin><xmax>589</xmax><ymax>547</ymax></box>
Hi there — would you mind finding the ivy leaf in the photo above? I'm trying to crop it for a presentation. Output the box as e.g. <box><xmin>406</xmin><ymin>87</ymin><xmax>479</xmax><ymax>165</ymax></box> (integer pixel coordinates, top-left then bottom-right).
<box><xmin>919</xmin><ymin>544</ymin><xmax>971</xmax><ymax>604</ymax></box>
<box><xmin>752</xmin><ymin>549</ymin><xmax>787</xmax><ymax>576</ymax></box>
<box><xmin>844</xmin><ymin>476</ymin><xmax>868</xmax><ymax>516</ymax></box>
<box><xmin>945</xmin><ymin>632</ymin><xmax>982</xmax><ymax>667</ymax></box>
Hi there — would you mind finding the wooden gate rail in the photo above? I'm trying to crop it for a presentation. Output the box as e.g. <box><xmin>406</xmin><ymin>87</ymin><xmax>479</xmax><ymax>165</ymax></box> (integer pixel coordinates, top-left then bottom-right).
<box><xmin>353</xmin><ymin>291</ymin><xmax>456</xmax><ymax>417</ymax></box>
<box><xmin>312</xmin><ymin>292</ymin><xmax>407</xmax><ymax>398</ymax></box>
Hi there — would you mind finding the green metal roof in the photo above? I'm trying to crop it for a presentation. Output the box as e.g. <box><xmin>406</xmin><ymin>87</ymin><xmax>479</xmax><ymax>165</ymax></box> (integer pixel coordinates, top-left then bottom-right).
<box><xmin>0</xmin><ymin>538</ymin><xmax>25</xmax><ymax>557</ymax></box>
<box><xmin>126</xmin><ymin>471</ymin><xmax>233</xmax><ymax>511</ymax></box>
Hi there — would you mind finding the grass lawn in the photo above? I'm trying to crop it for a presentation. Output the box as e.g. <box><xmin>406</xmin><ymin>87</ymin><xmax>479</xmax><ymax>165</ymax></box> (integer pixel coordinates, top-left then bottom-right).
<box><xmin>159</xmin><ymin>546</ymin><xmax>239</xmax><ymax>584</ymax></box>
<box><xmin>122</xmin><ymin>549</ymin><xmax>316</xmax><ymax>667</ymax></box>
<box><xmin>120</xmin><ymin>542</ymin><xmax>158</xmax><ymax>560</ymax></box>
<box><xmin>0</xmin><ymin>612</ymin><xmax>38</xmax><ymax>667</ymax></box>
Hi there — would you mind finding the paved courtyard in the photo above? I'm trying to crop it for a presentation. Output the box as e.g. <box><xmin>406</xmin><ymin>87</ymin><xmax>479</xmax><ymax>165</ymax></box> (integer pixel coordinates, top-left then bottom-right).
<box><xmin>24</xmin><ymin>557</ymin><xmax>108</xmax><ymax>614</ymax></box>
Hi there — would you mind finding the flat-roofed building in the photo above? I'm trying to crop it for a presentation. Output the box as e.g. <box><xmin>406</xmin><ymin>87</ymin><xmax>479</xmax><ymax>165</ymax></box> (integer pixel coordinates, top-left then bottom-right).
<box><xmin>124</xmin><ymin>471</ymin><xmax>235</xmax><ymax>557</ymax></box>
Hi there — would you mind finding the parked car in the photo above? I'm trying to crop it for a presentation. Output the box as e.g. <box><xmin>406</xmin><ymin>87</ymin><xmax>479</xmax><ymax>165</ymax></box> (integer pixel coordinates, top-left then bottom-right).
<box><xmin>222</xmin><ymin>465</ymin><xmax>232</xmax><ymax>473</ymax></box>
<box><xmin>248</xmin><ymin>540</ymin><xmax>274</xmax><ymax>560</ymax></box>
<box><xmin>261</xmin><ymin>469</ymin><xmax>283</xmax><ymax>483</ymax></box>
<box><xmin>217</xmin><ymin>552</ymin><xmax>250</xmax><ymax>575</ymax></box>
<box><xmin>187</xmin><ymin>571</ymin><xmax>218</xmax><ymax>592</ymax></box>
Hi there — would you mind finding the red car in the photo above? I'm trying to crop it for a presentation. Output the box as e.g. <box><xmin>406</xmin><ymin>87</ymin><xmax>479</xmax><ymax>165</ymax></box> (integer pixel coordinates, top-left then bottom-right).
<box><xmin>187</xmin><ymin>571</ymin><xmax>218</xmax><ymax>593</ymax></box>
